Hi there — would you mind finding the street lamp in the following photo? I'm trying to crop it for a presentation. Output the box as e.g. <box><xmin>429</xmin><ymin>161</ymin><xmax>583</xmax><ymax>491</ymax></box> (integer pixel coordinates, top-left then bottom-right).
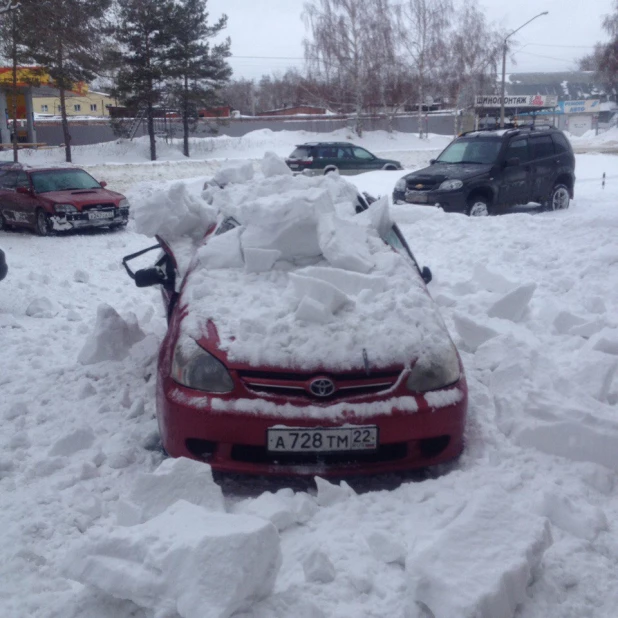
<box><xmin>500</xmin><ymin>11</ymin><xmax>549</xmax><ymax>128</ymax></box>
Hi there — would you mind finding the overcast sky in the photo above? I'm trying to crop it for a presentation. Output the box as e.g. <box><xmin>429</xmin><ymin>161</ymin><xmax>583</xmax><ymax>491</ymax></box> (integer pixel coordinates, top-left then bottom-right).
<box><xmin>206</xmin><ymin>0</ymin><xmax>614</xmax><ymax>81</ymax></box>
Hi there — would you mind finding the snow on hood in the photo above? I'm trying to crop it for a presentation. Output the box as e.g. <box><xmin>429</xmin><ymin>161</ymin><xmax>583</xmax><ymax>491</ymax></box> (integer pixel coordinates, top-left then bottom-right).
<box><xmin>133</xmin><ymin>154</ymin><xmax>456</xmax><ymax>371</ymax></box>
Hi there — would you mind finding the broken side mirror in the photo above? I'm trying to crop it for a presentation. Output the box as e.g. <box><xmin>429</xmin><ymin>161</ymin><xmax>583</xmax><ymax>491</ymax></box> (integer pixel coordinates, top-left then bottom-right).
<box><xmin>135</xmin><ymin>267</ymin><xmax>167</xmax><ymax>288</ymax></box>
<box><xmin>421</xmin><ymin>266</ymin><xmax>432</xmax><ymax>284</ymax></box>
<box><xmin>99</xmin><ymin>181</ymin><xmax>107</xmax><ymax>188</ymax></box>
<box><xmin>429</xmin><ymin>159</ymin><xmax>436</xmax><ymax>165</ymax></box>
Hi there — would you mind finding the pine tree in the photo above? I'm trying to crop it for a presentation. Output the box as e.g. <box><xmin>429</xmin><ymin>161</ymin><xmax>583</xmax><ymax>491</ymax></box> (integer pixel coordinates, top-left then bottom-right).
<box><xmin>113</xmin><ymin>0</ymin><xmax>175</xmax><ymax>161</ymax></box>
<box><xmin>27</xmin><ymin>0</ymin><xmax>111</xmax><ymax>163</ymax></box>
<box><xmin>166</xmin><ymin>0</ymin><xmax>231</xmax><ymax>157</ymax></box>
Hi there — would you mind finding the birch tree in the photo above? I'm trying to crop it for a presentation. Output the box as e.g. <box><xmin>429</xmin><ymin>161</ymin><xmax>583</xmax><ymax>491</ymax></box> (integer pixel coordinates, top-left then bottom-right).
<box><xmin>395</xmin><ymin>0</ymin><xmax>451</xmax><ymax>138</ymax></box>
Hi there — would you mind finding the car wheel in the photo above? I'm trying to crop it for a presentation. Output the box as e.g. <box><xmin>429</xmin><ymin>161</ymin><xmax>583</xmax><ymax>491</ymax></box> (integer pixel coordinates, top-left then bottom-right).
<box><xmin>35</xmin><ymin>209</ymin><xmax>51</xmax><ymax>236</ymax></box>
<box><xmin>466</xmin><ymin>198</ymin><xmax>490</xmax><ymax>217</ymax></box>
<box><xmin>383</xmin><ymin>164</ymin><xmax>397</xmax><ymax>171</ymax></box>
<box><xmin>324</xmin><ymin>166</ymin><xmax>338</xmax><ymax>175</ymax></box>
<box><xmin>545</xmin><ymin>183</ymin><xmax>570</xmax><ymax>211</ymax></box>
<box><xmin>0</xmin><ymin>211</ymin><xmax>10</xmax><ymax>231</ymax></box>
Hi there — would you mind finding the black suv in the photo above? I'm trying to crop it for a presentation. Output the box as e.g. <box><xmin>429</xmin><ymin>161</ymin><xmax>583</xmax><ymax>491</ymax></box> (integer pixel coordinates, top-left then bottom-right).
<box><xmin>393</xmin><ymin>127</ymin><xmax>575</xmax><ymax>216</ymax></box>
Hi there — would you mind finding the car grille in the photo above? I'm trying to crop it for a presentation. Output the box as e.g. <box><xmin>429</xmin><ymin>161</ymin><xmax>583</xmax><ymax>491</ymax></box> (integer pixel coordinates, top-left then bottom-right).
<box><xmin>406</xmin><ymin>178</ymin><xmax>440</xmax><ymax>191</ymax></box>
<box><xmin>83</xmin><ymin>203</ymin><xmax>116</xmax><ymax>211</ymax></box>
<box><xmin>237</xmin><ymin>368</ymin><xmax>402</xmax><ymax>401</ymax></box>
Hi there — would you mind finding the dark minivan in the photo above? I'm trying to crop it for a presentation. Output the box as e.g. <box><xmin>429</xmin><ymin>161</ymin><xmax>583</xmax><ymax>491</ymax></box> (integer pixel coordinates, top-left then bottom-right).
<box><xmin>393</xmin><ymin>126</ymin><xmax>575</xmax><ymax>216</ymax></box>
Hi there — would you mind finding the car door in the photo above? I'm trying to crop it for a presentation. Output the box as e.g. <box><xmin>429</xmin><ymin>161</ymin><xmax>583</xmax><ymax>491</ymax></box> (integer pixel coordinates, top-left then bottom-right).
<box><xmin>0</xmin><ymin>171</ymin><xmax>20</xmax><ymax>225</ymax></box>
<box><xmin>498</xmin><ymin>137</ymin><xmax>531</xmax><ymax>207</ymax></box>
<box><xmin>12</xmin><ymin>171</ymin><xmax>39</xmax><ymax>227</ymax></box>
<box><xmin>316</xmin><ymin>145</ymin><xmax>338</xmax><ymax>171</ymax></box>
<box><xmin>336</xmin><ymin>146</ymin><xmax>355</xmax><ymax>173</ymax></box>
<box><xmin>351</xmin><ymin>146</ymin><xmax>378</xmax><ymax>172</ymax></box>
<box><xmin>528</xmin><ymin>135</ymin><xmax>556</xmax><ymax>203</ymax></box>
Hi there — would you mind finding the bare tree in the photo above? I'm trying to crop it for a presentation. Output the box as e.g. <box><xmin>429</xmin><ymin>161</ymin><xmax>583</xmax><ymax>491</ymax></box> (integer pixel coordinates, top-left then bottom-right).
<box><xmin>303</xmin><ymin>0</ymin><xmax>375</xmax><ymax>136</ymax></box>
<box><xmin>395</xmin><ymin>0</ymin><xmax>451</xmax><ymax>138</ymax></box>
<box><xmin>0</xmin><ymin>1</ymin><xmax>19</xmax><ymax>14</ymax></box>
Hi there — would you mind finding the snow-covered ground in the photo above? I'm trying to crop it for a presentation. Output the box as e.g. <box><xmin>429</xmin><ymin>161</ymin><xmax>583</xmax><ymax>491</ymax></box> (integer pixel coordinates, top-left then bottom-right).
<box><xmin>1</xmin><ymin>131</ymin><xmax>618</xmax><ymax>618</ymax></box>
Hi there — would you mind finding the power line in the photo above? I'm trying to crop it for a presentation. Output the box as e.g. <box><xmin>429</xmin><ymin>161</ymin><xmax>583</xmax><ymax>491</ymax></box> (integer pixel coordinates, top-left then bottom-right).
<box><xmin>517</xmin><ymin>51</ymin><xmax>581</xmax><ymax>63</ymax></box>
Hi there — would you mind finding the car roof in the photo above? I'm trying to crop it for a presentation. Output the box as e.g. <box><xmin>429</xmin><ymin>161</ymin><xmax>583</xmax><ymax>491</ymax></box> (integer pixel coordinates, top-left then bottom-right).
<box><xmin>296</xmin><ymin>142</ymin><xmax>357</xmax><ymax>147</ymax></box>
<box><xmin>460</xmin><ymin>126</ymin><xmax>563</xmax><ymax>139</ymax></box>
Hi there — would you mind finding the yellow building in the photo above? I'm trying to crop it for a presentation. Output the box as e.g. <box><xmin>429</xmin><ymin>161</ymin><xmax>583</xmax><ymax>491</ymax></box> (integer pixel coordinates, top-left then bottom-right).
<box><xmin>32</xmin><ymin>86</ymin><xmax>116</xmax><ymax>117</ymax></box>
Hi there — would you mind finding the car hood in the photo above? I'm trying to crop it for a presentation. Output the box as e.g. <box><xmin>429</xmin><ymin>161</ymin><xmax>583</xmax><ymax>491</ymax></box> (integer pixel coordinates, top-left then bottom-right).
<box><xmin>406</xmin><ymin>162</ymin><xmax>493</xmax><ymax>183</ymax></box>
<box><xmin>40</xmin><ymin>188</ymin><xmax>123</xmax><ymax>207</ymax></box>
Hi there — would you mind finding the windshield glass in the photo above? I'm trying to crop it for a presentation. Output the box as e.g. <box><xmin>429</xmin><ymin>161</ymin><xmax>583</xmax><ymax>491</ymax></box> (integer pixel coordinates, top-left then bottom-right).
<box><xmin>31</xmin><ymin>169</ymin><xmax>101</xmax><ymax>193</ymax></box>
<box><xmin>437</xmin><ymin>139</ymin><xmax>502</xmax><ymax>164</ymax></box>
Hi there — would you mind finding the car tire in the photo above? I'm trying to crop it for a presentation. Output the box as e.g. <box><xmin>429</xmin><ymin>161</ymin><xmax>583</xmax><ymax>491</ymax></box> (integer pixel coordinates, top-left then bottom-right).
<box><xmin>544</xmin><ymin>183</ymin><xmax>570</xmax><ymax>211</ymax></box>
<box><xmin>35</xmin><ymin>209</ymin><xmax>51</xmax><ymax>236</ymax></box>
<box><xmin>0</xmin><ymin>211</ymin><xmax>10</xmax><ymax>231</ymax></box>
<box><xmin>383</xmin><ymin>164</ymin><xmax>398</xmax><ymax>171</ymax></box>
<box><xmin>466</xmin><ymin>197</ymin><xmax>491</xmax><ymax>217</ymax></box>
<box><xmin>324</xmin><ymin>166</ymin><xmax>338</xmax><ymax>175</ymax></box>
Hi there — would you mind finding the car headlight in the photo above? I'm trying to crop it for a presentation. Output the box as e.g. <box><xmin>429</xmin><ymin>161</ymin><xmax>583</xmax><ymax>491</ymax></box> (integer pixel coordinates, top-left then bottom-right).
<box><xmin>54</xmin><ymin>204</ymin><xmax>78</xmax><ymax>214</ymax></box>
<box><xmin>406</xmin><ymin>346</ymin><xmax>460</xmax><ymax>392</ymax></box>
<box><xmin>119</xmin><ymin>198</ymin><xmax>130</xmax><ymax>209</ymax></box>
<box><xmin>395</xmin><ymin>178</ymin><xmax>407</xmax><ymax>192</ymax></box>
<box><xmin>438</xmin><ymin>179</ymin><xmax>463</xmax><ymax>191</ymax></box>
<box><xmin>171</xmin><ymin>337</ymin><xmax>233</xmax><ymax>393</ymax></box>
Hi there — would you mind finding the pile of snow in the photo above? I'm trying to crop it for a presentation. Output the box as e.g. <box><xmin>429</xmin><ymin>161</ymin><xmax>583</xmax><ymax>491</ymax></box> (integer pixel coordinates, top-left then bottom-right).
<box><xmin>131</xmin><ymin>154</ymin><xmax>455</xmax><ymax>372</ymax></box>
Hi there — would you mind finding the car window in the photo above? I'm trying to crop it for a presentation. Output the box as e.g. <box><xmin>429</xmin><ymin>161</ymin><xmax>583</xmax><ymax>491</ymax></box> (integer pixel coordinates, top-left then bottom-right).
<box><xmin>337</xmin><ymin>147</ymin><xmax>353</xmax><ymax>159</ymax></box>
<box><xmin>16</xmin><ymin>172</ymin><xmax>30</xmax><ymax>188</ymax></box>
<box><xmin>31</xmin><ymin>169</ymin><xmax>102</xmax><ymax>193</ymax></box>
<box><xmin>437</xmin><ymin>139</ymin><xmax>502</xmax><ymax>164</ymax></box>
<box><xmin>317</xmin><ymin>146</ymin><xmax>337</xmax><ymax>159</ymax></box>
<box><xmin>529</xmin><ymin>136</ymin><xmax>554</xmax><ymax>160</ymax></box>
<box><xmin>381</xmin><ymin>224</ymin><xmax>420</xmax><ymax>271</ymax></box>
<box><xmin>0</xmin><ymin>171</ymin><xmax>18</xmax><ymax>189</ymax></box>
<box><xmin>215</xmin><ymin>216</ymin><xmax>240</xmax><ymax>236</ymax></box>
<box><xmin>289</xmin><ymin>147</ymin><xmax>312</xmax><ymax>160</ymax></box>
<box><xmin>504</xmin><ymin>138</ymin><xmax>529</xmax><ymax>163</ymax></box>
<box><xmin>352</xmin><ymin>147</ymin><xmax>374</xmax><ymax>160</ymax></box>
<box><xmin>552</xmin><ymin>133</ymin><xmax>571</xmax><ymax>154</ymax></box>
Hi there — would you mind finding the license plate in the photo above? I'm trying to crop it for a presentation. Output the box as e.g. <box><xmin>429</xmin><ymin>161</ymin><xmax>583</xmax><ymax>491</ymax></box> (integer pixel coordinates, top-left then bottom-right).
<box><xmin>267</xmin><ymin>426</ymin><xmax>378</xmax><ymax>453</ymax></box>
<box><xmin>288</xmin><ymin>163</ymin><xmax>299</xmax><ymax>169</ymax></box>
<box><xmin>89</xmin><ymin>211</ymin><xmax>114</xmax><ymax>220</ymax></box>
<box><xmin>405</xmin><ymin>191</ymin><xmax>428</xmax><ymax>203</ymax></box>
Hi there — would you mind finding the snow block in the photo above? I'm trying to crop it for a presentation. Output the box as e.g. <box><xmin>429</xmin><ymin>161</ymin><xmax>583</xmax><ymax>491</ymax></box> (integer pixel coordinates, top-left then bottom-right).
<box><xmin>487</xmin><ymin>283</ymin><xmax>536</xmax><ymax>322</ymax></box>
<box><xmin>78</xmin><ymin>304</ymin><xmax>145</xmax><ymax>365</ymax></box>
<box><xmin>295</xmin><ymin>296</ymin><xmax>333</xmax><ymax>324</ymax></box>
<box><xmin>407</xmin><ymin>488</ymin><xmax>552</xmax><ymax>618</ymax></box>
<box><xmin>553</xmin><ymin>310</ymin><xmax>586</xmax><ymax>335</ymax></box>
<box><xmin>452</xmin><ymin>312</ymin><xmax>500</xmax><ymax>352</ymax></box>
<box><xmin>589</xmin><ymin>328</ymin><xmax>618</xmax><ymax>356</ymax></box>
<box><xmin>129</xmin><ymin>458</ymin><xmax>225</xmax><ymax>523</ymax></box>
<box><xmin>197</xmin><ymin>226</ymin><xmax>244</xmax><ymax>269</ymax></box>
<box><xmin>214</xmin><ymin>160</ymin><xmax>254</xmax><ymax>186</ymax></box>
<box><xmin>317</xmin><ymin>213</ymin><xmax>374</xmax><ymax>273</ymax></box>
<box><xmin>25</xmin><ymin>297</ymin><xmax>58</xmax><ymax>318</ymax></box>
<box><xmin>315</xmin><ymin>477</ymin><xmax>356</xmax><ymax>507</ymax></box>
<box><xmin>298</xmin><ymin>266</ymin><xmax>387</xmax><ymax>296</ymax></box>
<box><xmin>64</xmin><ymin>500</ymin><xmax>281</xmax><ymax>618</ymax></box>
<box><xmin>366</xmin><ymin>531</ymin><xmax>406</xmax><ymax>565</ymax></box>
<box><xmin>303</xmin><ymin>549</ymin><xmax>336</xmax><ymax>584</ymax></box>
<box><xmin>48</xmin><ymin>427</ymin><xmax>95</xmax><ymax>457</ymax></box>
<box><xmin>473</xmin><ymin>263</ymin><xmax>517</xmax><ymax>294</ymax></box>
<box><xmin>261</xmin><ymin>151</ymin><xmax>293</xmax><ymax>177</ymax></box>
<box><xmin>290</xmin><ymin>273</ymin><xmax>351</xmax><ymax>315</ymax></box>
<box><xmin>244</xmin><ymin>247</ymin><xmax>281</xmax><ymax>273</ymax></box>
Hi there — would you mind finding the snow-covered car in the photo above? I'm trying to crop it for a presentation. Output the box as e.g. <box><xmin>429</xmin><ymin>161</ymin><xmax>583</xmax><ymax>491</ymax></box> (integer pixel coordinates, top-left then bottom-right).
<box><xmin>0</xmin><ymin>166</ymin><xmax>130</xmax><ymax>235</ymax></box>
<box><xmin>124</xmin><ymin>157</ymin><xmax>467</xmax><ymax>476</ymax></box>
<box><xmin>0</xmin><ymin>248</ymin><xmax>6</xmax><ymax>281</ymax></box>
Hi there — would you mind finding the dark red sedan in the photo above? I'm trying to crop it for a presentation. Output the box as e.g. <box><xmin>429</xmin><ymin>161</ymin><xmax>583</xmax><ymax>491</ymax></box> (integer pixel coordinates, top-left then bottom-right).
<box><xmin>0</xmin><ymin>165</ymin><xmax>129</xmax><ymax>235</ymax></box>
<box><xmin>125</xmin><ymin>185</ymin><xmax>467</xmax><ymax>477</ymax></box>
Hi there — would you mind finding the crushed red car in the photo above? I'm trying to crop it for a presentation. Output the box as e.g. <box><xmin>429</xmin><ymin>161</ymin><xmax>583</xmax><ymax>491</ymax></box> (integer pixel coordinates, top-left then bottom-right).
<box><xmin>125</xmin><ymin>165</ymin><xmax>467</xmax><ymax>476</ymax></box>
<box><xmin>0</xmin><ymin>165</ymin><xmax>129</xmax><ymax>235</ymax></box>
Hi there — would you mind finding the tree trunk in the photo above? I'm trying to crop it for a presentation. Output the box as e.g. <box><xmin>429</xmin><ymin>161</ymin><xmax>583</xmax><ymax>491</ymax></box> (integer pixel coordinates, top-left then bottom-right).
<box><xmin>453</xmin><ymin>86</ymin><xmax>460</xmax><ymax>136</ymax></box>
<box><xmin>11</xmin><ymin>14</ymin><xmax>18</xmax><ymax>163</ymax></box>
<box><xmin>59</xmin><ymin>87</ymin><xmax>72</xmax><ymax>163</ymax></box>
<box><xmin>147</xmin><ymin>100</ymin><xmax>156</xmax><ymax>161</ymax></box>
<box><xmin>183</xmin><ymin>74</ymin><xmax>189</xmax><ymax>157</ymax></box>
<box><xmin>418</xmin><ymin>79</ymin><xmax>424</xmax><ymax>139</ymax></box>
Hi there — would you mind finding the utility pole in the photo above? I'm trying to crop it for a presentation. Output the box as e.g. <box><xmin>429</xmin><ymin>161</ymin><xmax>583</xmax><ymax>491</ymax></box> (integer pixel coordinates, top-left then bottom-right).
<box><xmin>500</xmin><ymin>11</ymin><xmax>549</xmax><ymax>128</ymax></box>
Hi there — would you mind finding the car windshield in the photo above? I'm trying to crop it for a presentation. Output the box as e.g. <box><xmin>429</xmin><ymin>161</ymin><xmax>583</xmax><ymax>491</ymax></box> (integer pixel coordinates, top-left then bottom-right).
<box><xmin>436</xmin><ymin>139</ymin><xmax>502</xmax><ymax>164</ymax></box>
<box><xmin>31</xmin><ymin>169</ymin><xmax>102</xmax><ymax>193</ymax></box>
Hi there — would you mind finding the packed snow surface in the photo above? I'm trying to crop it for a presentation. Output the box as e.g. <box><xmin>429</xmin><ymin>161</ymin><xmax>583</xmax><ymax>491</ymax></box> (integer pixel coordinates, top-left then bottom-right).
<box><xmin>1</xmin><ymin>130</ymin><xmax>618</xmax><ymax>618</ymax></box>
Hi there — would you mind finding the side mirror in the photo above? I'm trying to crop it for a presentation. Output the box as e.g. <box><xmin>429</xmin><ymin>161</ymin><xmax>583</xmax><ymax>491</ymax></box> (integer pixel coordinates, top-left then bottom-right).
<box><xmin>421</xmin><ymin>266</ymin><xmax>432</xmax><ymax>285</ymax></box>
<box><xmin>16</xmin><ymin>186</ymin><xmax>31</xmax><ymax>195</ymax></box>
<box><xmin>134</xmin><ymin>267</ymin><xmax>167</xmax><ymax>288</ymax></box>
<box><xmin>429</xmin><ymin>159</ymin><xmax>436</xmax><ymax>165</ymax></box>
<box><xmin>505</xmin><ymin>157</ymin><xmax>520</xmax><ymax>167</ymax></box>
<box><xmin>99</xmin><ymin>181</ymin><xmax>107</xmax><ymax>188</ymax></box>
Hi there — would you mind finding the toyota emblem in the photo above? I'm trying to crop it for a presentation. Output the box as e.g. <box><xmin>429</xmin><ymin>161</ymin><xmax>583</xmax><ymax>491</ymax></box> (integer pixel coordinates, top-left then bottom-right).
<box><xmin>309</xmin><ymin>377</ymin><xmax>336</xmax><ymax>397</ymax></box>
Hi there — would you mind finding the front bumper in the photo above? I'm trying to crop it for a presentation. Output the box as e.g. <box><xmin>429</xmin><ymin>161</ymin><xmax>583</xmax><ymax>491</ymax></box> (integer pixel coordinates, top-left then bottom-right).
<box><xmin>50</xmin><ymin>208</ymin><xmax>129</xmax><ymax>231</ymax></box>
<box><xmin>0</xmin><ymin>249</ymin><xmax>7</xmax><ymax>281</ymax></box>
<box><xmin>157</xmin><ymin>376</ymin><xmax>468</xmax><ymax>477</ymax></box>
<box><xmin>393</xmin><ymin>189</ymin><xmax>468</xmax><ymax>213</ymax></box>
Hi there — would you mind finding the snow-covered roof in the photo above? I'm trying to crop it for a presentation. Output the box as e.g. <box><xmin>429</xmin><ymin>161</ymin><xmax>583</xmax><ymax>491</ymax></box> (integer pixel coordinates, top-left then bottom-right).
<box><xmin>132</xmin><ymin>153</ymin><xmax>455</xmax><ymax>372</ymax></box>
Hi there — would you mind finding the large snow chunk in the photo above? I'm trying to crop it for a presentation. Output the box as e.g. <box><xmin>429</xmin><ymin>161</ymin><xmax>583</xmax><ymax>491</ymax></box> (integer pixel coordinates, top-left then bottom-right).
<box><xmin>290</xmin><ymin>273</ymin><xmax>351</xmax><ymax>315</ymax></box>
<box><xmin>133</xmin><ymin>181</ymin><xmax>215</xmax><ymax>240</ymax></box>
<box><xmin>25</xmin><ymin>297</ymin><xmax>58</xmax><ymax>318</ymax></box>
<box><xmin>197</xmin><ymin>226</ymin><xmax>244</xmax><ymax>269</ymax></box>
<box><xmin>261</xmin><ymin>151</ymin><xmax>292</xmax><ymax>177</ymax></box>
<box><xmin>317</xmin><ymin>213</ymin><xmax>374</xmax><ymax>273</ymax></box>
<box><xmin>487</xmin><ymin>283</ymin><xmax>536</xmax><ymax>322</ymax></box>
<box><xmin>78</xmin><ymin>304</ymin><xmax>145</xmax><ymax>365</ymax></box>
<box><xmin>303</xmin><ymin>549</ymin><xmax>336</xmax><ymax>583</ymax></box>
<box><xmin>214</xmin><ymin>160</ymin><xmax>254</xmax><ymax>186</ymax></box>
<box><xmin>298</xmin><ymin>266</ymin><xmax>387</xmax><ymax>296</ymax></box>
<box><xmin>128</xmin><ymin>458</ymin><xmax>225</xmax><ymax>524</ymax></box>
<box><xmin>407</xmin><ymin>489</ymin><xmax>552</xmax><ymax>618</ymax></box>
<box><xmin>473</xmin><ymin>264</ymin><xmax>517</xmax><ymax>294</ymax></box>
<box><xmin>48</xmin><ymin>427</ymin><xmax>95</xmax><ymax>457</ymax></box>
<box><xmin>64</xmin><ymin>500</ymin><xmax>281</xmax><ymax>618</ymax></box>
<box><xmin>452</xmin><ymin>312</ymin><xmax>499</xmax><ymax>351</ymax></box>
<box><xmin>244</xmin><ymin>247</ymin><xmax>281</xmax><ymax>273</ymax></box>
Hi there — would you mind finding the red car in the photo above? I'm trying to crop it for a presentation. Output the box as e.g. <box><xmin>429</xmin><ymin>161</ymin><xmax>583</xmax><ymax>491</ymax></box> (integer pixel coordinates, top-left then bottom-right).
<box><xmin>125</xmin><ymin>187</ymin><xmax>467</xmax><ymax>477</ymax></box>
<box><xmin>0</xmin><ymin>165</ymin><xmax>129</xmax><ymax>235</ymax></box>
